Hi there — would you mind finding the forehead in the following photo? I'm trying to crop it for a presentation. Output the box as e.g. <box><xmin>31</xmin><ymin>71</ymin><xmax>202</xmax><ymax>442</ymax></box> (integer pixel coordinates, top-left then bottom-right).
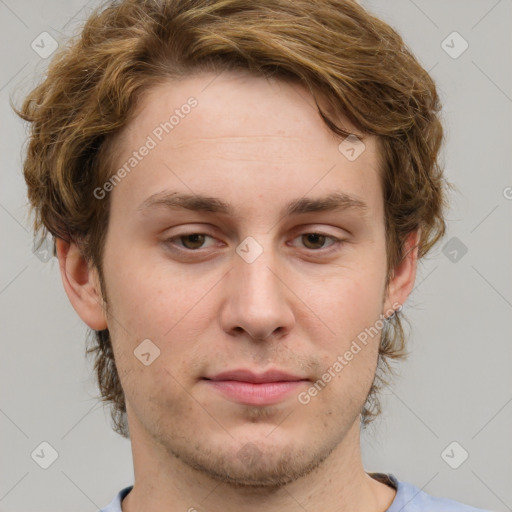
<box><xmin>108</xmin><ymin>70</ymin><xmax>383</xmax><ymax>222</ymax></box>
<box><xmin>136</xmin><ymin>71</ymin><xmax>359</xmax><ymax>151</ymax></box>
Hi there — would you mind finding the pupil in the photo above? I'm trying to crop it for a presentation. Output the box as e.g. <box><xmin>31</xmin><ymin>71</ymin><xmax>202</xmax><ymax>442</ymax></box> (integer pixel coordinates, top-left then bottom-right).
<box><xmin>183</xmin><ymin>234</ymin><xmax>204</xmax><ymax>249</ymax></box>
<box><xmin>304</xmin><ymin>233</ymin><xmax>325</xmax><ymax>248</ymax></box>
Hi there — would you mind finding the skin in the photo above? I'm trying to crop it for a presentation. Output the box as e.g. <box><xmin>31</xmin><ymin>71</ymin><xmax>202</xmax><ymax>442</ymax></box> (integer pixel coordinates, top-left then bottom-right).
<box><xmin>57</xmin><ymin>70</ymin><xmax>419</xmax><ymax>512</ymax></box>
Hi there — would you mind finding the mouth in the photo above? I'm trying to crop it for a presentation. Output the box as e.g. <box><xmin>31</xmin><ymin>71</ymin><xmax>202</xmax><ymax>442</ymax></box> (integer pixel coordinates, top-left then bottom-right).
<box><xmin>202</xmin><ymin>369</ymin><xmax>309</xmax><ymax>406</ymax></box>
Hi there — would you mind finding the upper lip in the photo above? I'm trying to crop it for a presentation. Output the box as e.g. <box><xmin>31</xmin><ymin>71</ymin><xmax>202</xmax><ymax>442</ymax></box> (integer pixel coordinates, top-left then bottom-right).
<box><xmin>204</xmin><ymin>369</ymin><xmax>308</xmax><ymax>383</ymax></box>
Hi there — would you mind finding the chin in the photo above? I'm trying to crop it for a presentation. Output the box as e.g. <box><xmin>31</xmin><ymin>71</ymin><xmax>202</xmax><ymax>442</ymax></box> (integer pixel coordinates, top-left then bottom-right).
<box><xmin>164</xmin><ymin>431</ymin><xmax>337</xmax><ymax>490</ymax></box>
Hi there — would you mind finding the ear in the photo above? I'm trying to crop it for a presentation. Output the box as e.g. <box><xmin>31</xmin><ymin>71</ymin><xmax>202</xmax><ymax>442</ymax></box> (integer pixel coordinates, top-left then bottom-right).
<box><xmin>55</xmin><ymin>238</ymin><xmax>108</xmax><ymax>331</ymax></box>
<box><xmin>383</xmin><ymin>229</ymin><xmax>421</xmax><ymax>317</ymax></box>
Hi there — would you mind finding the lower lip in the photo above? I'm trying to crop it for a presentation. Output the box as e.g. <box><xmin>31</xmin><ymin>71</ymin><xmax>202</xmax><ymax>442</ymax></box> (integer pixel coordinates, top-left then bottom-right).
<box><xmin>204</xmin><ymin>380</ymin><xmax>307</xmax><ymax>405</ymax></box>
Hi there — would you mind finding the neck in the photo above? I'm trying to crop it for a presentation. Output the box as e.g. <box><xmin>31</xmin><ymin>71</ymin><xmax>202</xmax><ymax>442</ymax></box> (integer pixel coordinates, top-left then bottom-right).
<box><xmin>122</xmin><ymin>418</ymin><xmax>396</xmax><ymax>512</ymax></box>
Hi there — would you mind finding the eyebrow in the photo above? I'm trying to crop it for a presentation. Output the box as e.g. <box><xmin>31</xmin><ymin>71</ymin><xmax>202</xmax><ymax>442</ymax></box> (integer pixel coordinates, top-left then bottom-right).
<box><xmin>138</xmin><ymin>191</ymin><xmax>369</xmax><ymax>218</ymax></box>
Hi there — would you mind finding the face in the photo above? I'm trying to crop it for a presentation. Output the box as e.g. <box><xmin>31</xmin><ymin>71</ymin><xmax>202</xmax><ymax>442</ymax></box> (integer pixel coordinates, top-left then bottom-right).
<box><xmin>86</xmin><ymin>71</ymin><xmax>412</xmax><ymax>487</ymax></box>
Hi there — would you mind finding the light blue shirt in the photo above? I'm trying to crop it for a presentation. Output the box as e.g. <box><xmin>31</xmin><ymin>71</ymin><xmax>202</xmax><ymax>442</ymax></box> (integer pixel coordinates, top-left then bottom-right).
<box><xmin>99</xmin><ymin>474</ymin><xmax>492</xmax><ymax>511</ymax></box>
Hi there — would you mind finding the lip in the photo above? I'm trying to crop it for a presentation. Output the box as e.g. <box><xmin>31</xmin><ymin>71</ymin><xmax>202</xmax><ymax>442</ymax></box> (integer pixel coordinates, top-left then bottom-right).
<box><xmin>206</xmin><ymin>369</ymin><xmax>306</xmax><ymax>383</ymax></box>
<box><xmin>202</xmin><ymin>369</ymin><xmax>309</xmax><ymax>405</ymax></box>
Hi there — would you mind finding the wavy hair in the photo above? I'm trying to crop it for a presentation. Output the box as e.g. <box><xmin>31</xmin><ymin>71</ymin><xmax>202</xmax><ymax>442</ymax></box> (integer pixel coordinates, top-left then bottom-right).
<box><xmin>16</xmin><ymin>0</ymin><xmax>451</xmax><ymax>437</ymax></box>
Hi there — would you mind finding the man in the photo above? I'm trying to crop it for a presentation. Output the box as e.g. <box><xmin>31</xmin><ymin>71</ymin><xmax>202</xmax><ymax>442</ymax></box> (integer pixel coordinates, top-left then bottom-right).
<box><xmin>17</xmin><ymin>0</ymin><xmax>491</xmax><ymax>510</ymax></box>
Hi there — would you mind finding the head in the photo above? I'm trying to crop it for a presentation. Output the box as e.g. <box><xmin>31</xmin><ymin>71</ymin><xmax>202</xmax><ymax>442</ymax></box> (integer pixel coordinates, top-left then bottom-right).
<box><xmin>17</xmin><ymin>0</ymin><xmax>449</xmax><ymax>487</ymax></box>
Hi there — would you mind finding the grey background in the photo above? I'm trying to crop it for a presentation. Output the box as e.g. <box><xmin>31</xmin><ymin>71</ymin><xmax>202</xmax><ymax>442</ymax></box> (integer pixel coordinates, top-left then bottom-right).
<box><xmin>1</xmin><ymin>1</ymin><xmax>511</xmax><ymax>511</ymax></box>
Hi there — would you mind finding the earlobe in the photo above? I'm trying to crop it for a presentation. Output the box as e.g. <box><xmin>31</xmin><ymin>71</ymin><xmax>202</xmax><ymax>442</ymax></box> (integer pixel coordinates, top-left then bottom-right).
<box><xmin>383</xmin><ymin>229</ymin><xmax>421</xmax><ymax>316</ymax></box>
<box><xmin>55</xmin><ymin>238</ymin><xmax>108</xmax><ymax>331</ymax></box>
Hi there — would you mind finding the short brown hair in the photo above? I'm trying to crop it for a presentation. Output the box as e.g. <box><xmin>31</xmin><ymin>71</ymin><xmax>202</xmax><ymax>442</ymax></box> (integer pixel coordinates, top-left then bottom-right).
<box><xmin>16</xmin><ymin>0</ymin><xmax>451</xmax><ymax>437</ymax></box>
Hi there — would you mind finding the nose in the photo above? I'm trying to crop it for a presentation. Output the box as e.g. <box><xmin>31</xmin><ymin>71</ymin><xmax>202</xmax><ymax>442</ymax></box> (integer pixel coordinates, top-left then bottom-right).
<box><xmin>220</xmin><ymin>246</ymin><xmax>295</xmax><ymax>341</ymax></box>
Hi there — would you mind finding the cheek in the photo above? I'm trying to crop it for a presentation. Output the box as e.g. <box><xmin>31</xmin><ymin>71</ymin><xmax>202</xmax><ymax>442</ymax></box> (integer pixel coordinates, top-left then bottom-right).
<box><xmin>105</xmin><ymin>274</ymin><xmax>211</xmax><ymax>412</ymax></box>
<box><xmin>104</xmin><ymin>248</ymin><xmax>212</xmax><ymax>337</ymax></box>
<box><xmin>305</xmin><ymin>316</ymin><xmax>381</xmax><ymax>417</ymax></box>
<box><xmin>301</xmin><ymin>266</ymin><xmax>386</xmax><ymax>342</ymax></box>
<box><xmin>102</xmin><ymin>253</ymin><xmax>223</xmax><ymax>398</ymax></box>
<box><xmin>296</xmin><ymin>263</ymin><xmax>385</xmax><ymax>397</ymax></box>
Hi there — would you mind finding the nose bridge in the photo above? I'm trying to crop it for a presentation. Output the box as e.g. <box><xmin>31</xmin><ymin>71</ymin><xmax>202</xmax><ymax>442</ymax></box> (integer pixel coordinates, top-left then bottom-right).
<box><xmin>222</xmin><ymin>237</ymin><xmax>294</xmax><ymax>340</ymax></box>
<box><xmin>238</xmin><ymin>252</ymin><xmax>278</xmax><ymax>304</ymax></box>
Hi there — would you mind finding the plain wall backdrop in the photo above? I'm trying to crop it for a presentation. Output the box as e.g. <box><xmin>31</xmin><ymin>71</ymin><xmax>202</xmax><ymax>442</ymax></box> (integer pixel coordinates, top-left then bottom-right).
<box><xmin>1</xmin><ymin>1</ymin><xmax>511</xmax><ymax>511</ymax></box>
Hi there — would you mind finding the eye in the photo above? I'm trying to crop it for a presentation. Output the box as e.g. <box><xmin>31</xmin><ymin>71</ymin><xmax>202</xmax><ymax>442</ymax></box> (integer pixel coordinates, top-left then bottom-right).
<box><xmin>168</xmin><ymin>233</ymin><xmax>216</xmax><ymax>250</ymax></box>
<box><xmin>165</xmin><ymin>231</ymin><xmax>343</xmax><ymax>253</ymax></box>
<box><xmin>293</xmin><ymin>233</ymin><xmax>342</xmax><ymax>250</ymax></box>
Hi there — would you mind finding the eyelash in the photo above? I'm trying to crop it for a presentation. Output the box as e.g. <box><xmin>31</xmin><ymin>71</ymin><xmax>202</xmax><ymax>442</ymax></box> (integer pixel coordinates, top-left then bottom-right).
<box><xmin>164</xmin><ymin>232</ymin><xmax>344</xmax><ymax>254</ymax></box>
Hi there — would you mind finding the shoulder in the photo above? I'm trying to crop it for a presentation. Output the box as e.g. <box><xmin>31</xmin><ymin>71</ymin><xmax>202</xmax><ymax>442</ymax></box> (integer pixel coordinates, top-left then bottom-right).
<box><xmin>99</xmin><ymin>485</ymin><xmax>133</xmax><ymax>512</ymax></box>
<box><xmin>385</xmin><ymin>474</ymin><xmax>494</xmax><ymax>512</ymax></box>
